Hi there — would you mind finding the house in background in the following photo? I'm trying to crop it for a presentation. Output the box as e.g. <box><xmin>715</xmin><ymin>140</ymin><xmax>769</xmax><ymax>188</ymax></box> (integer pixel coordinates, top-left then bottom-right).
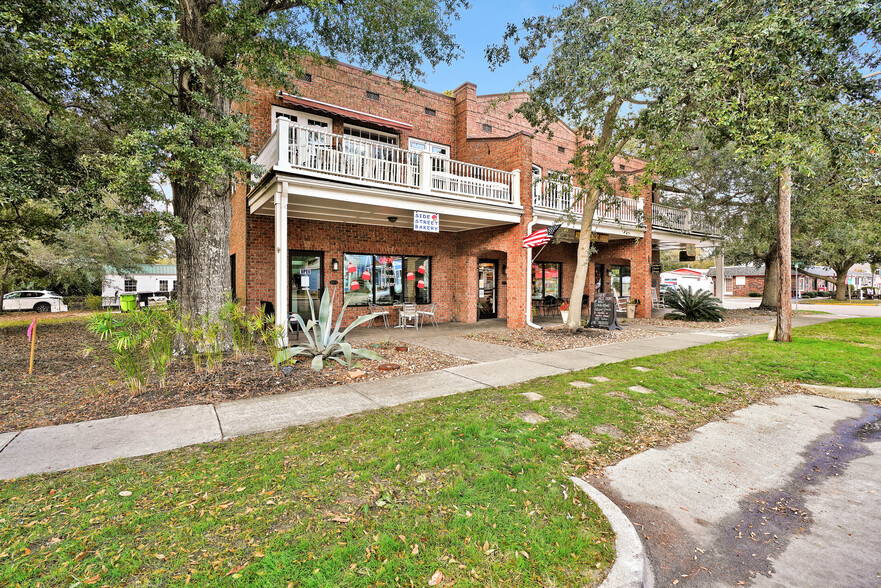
<box><xmin>708</xmin><ymin>265</ymin><xmax>838</xmax><ymax>297</ymax></box>
<box><xmin>659</xmin><ymin>267</ymin><xmax>714</xmax><ymax>293</ymax></box>
<box><xmin>231</xmin><ymin>60</ymin><xmax>722</xmax><ymax>336</ymax></box>
<box><xmin>102</xmin><ymin>265</ymin><xmax>177</xmax><ymax>308</ymax></box>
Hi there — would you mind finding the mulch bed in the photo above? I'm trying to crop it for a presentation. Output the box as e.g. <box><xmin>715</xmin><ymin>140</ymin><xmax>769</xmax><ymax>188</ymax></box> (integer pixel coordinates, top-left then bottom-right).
<box><xmin>625</xmin><ymin>307</ymin><xmax>821</xmax><ymax>329</ymax></box>
<box><xmin>461</xmin><ymin>325</ymin><xmax>671</xmax><ymax>352</ymax></box>
<box><xmin>0</xmin><ymin>321</ymin><xmax>467</xmax><ymax>432</ymax></box>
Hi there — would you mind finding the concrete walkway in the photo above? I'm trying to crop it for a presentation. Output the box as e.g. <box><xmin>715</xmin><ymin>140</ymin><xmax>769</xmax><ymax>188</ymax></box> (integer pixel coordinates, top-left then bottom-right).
<box><xmin>598</xmin><ymin>394</ymin><xmax>881</xmax><ymax>587</ymax></box>
<box><xmin>0</xmin><ymin>316</ymin><xmax>835</xmax><ymax>480</ymax></box>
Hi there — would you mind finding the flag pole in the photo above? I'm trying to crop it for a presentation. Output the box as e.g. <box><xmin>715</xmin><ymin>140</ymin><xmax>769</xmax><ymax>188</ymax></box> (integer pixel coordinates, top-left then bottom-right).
<box><xmin>28</xmin><ymin>321</ymin><xmax>37</xmax><ymax>375</ymax></box>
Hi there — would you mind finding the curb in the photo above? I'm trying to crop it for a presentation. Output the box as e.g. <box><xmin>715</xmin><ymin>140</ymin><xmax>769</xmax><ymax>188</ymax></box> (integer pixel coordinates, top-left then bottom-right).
<box><xmin>798</xmin><ymin>383</ymin><xmax>881</xmax><ymax>400</ymax></box>
<box><xmin>570</xmin><ymin>476</ymin><xmax>653</xmax><ymax>588</ymax></box>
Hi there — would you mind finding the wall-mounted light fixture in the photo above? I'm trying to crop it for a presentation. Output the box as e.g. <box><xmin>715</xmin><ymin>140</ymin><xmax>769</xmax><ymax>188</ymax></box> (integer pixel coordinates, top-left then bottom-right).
<box><xmin>387</xmin><ymin>216</ymin><xmax>398</xmax><ymax>224</ymax></box>
<box><xmin>331</xmin><ymin>258</ymin><xmax>339</xmax><ymax>272</ymax></box>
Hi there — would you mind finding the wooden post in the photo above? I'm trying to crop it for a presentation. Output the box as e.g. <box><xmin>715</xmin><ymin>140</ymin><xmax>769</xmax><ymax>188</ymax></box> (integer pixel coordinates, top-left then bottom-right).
<box><xmin>28</xmin><ymin>322</ymin><xmax>36</xmax><ymax>375</ymax></box>
<box><xmin>775</xmin><ymin>165</ymin><xmax>792</xmax><ymax>342</ymax></box>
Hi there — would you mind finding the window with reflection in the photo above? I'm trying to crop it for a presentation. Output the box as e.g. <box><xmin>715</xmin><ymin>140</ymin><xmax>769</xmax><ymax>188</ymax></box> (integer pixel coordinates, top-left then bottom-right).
<box><xmin>345</xmin><ymin>254</ymin><xmax>431</xmax><ymax>306</ymax></box>
<box><xmin>532</xmin><ymin>262</ymin><xmax>562</xmax><ymax>299</ymax></box>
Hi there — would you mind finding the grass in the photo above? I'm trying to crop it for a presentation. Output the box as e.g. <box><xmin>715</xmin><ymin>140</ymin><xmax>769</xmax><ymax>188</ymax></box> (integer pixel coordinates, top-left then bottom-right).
<box><xmin>0</xmin><ymin>313</ymin><xmax>91</xmax><ymax>329</ymax></box>
<box><xmin>1</xmin><ymin>318</ymin><xmax>879</xmax><ymax>587</ymax></box>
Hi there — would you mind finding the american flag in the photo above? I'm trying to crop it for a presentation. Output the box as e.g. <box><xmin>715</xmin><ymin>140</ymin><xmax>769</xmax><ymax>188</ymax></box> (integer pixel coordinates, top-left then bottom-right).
<box><xmin>522</xmin><ymin>224</ymin><xmax>561</xmax><ymax>248</ymax></box>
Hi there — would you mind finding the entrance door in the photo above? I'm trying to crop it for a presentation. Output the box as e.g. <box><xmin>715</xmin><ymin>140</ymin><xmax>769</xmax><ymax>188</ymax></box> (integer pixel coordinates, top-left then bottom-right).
<box><xmin>477</xmin><ymin>260</ymin><xmax>498</xmax><ymax>319</ymax></box>
<box><xmin>290</xmin><ymin>250</ymin><xmax>323</xmax><ymax>322</ymax></box>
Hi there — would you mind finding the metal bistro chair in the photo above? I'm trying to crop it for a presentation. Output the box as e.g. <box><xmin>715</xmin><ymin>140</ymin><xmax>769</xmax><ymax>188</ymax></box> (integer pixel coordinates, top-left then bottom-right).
<box><xmin>397</xmin><ymin>302</ymin><xmax>419</xmax><ymax>329</ymax></box>
<box><xmin>368</xmin><ymin>303</ymin><xmax>390</xmax><ymax>328</ymax></box>
<box><xmin>417</xmin><ymin>302</ymin><xmax>438</xmax><ymax>328</ymax></box>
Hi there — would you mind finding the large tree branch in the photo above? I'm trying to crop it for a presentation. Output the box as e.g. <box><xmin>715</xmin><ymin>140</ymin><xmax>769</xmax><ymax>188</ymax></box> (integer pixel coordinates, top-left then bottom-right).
<box><xmin>258</xmin><ymin>0</ymin><xmax>309</xmax><ymax>16</ymax></box>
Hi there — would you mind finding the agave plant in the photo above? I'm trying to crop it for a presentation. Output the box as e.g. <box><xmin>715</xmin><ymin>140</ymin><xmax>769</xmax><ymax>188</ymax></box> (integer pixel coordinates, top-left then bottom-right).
<box><xmin>665</xmin><ymin>286</ymin><xmax>724</xmax><ymax>322</ymax></box>
<box><xmin>277</xmin><ymin>288</ymin><xmax>383</xmax><ymax>371</ymax></box>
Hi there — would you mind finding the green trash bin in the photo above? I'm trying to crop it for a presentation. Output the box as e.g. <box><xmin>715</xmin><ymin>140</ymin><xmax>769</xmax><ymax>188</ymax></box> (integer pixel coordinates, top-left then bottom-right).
<box><xmin>120</xmin><ymin>294</ymin><xmax>137</xmax><ymax>312</ymax></box>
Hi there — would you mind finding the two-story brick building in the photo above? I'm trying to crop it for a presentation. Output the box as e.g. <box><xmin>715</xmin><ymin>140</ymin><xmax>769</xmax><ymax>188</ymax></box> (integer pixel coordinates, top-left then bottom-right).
<box><xmin>230</xmin><ymin>61</ymin><xmax>720</xmax><ymax>334</ymax></box>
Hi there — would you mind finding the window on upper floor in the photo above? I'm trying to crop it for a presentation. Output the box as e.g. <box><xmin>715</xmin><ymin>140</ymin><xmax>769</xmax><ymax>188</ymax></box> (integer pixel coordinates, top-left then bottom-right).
<box><xmin>343</xmin><ymin>125</ymin><xmax>398</xmax><ymax>146</ymax></box>
<box><xmin>270</xmin><ymin>106</ymin><xmax>331</xmax><ymax>134</ymax></box>
<box><xmin>159</xmin><ymin>280</ymin><xmax>169</xmax><ymax>293</ymax></box>
<box><xmin>124</xmin><ymin>278</ymin><xmax>137</xmax><ymax>292</ymax></box>
<box><xmin>408</xmin><ymin>138</ymin><xmax>449</xmax><ymax>157</ymax></box>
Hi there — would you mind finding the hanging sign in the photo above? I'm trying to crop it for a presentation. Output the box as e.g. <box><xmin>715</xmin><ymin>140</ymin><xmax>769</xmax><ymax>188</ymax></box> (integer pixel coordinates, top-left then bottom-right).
<box><xmin>414</xmin><ymin>211</ymin><xmax>440</xmax><ymax>233</ymax></box>
<box><xmin>685</xmin><ymin>243</ymin><xmax>696</xmax><ymax>257</ymax></box>
<box><xmin>299</xmin><ymin>268</ymin><xmax>311</xmax><ymax>276</ymax></box>
<box><xmin>650</xmin><ymin>263</ymin><xmax>662</xmax><ymax>273</ymax></box>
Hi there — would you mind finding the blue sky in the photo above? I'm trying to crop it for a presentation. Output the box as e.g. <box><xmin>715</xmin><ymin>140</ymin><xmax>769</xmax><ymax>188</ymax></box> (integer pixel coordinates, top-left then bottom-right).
<box><xmin>414</xmin><ymin>1</ymin><xmax>549</xmax><ymax>95</ymax></box>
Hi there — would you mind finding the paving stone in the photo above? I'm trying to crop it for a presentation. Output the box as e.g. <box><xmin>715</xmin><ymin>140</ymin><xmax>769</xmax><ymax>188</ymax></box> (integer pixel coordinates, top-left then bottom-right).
<box><xmin>520</xmin><ymin>392</ymin><xmax>545</xmax><ymax>402</ymax></box>
<box><xmin>628</xmin><ymin>385</ymin><xmax>657</xmax><ymax>395</ymax></box>
<box><xmin>591</xmin><ymin>376</ymin><xmax>612</xmax><ymax>383</ymax></box>
<box><xmin>592</xmin><ymin>424</ymin><xmax>625</xmax><ymax>439</ymax></box>
<box><xmin>653</xmin><ymin>406</ymin><xmax>678</xmax><ymax>418</ymax></box>
<box><xmin>569</xmin><ymin>380</ymin><xmax>594</xmax><ymax>389</ymax></box>
<box><xmin>518</xmin><ymin>411</ymin><xmax>549</xmax><ymax>425</ymax></box>
<box><xmin>562</xmin><ymin>433</ymin><xmax>595</xmax><ymax>451</ymax></box>
<box><xmin>706</xmin><ymin>385</ymin><xmax>733</xmax><ymax>395</ymax></box>
<box><xmin>632</xmin><ymin>366</ymin><xmax>652</xmax><ymax>372</ymax></box>
<box><xmin>550</xmin><ymin>405</ymin><xmax>580</xmax><ymax>419</ymax></box>
<box><xmin>606</xmin><ymin>391</ymin><xmax>630</xmax><ymax>399</ymax></box>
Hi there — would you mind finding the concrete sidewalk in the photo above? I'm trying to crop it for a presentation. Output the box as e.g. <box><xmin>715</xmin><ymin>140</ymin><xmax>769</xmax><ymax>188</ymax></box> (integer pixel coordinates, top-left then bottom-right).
<box><xmin>0</xmin><ymin>316</ymin><xmax>835</xmax><ymax>480</ymax></box>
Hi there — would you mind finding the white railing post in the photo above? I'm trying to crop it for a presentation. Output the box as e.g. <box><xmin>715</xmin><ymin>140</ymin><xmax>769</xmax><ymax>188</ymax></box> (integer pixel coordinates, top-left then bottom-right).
<box><xmin>511</xmin><ymin>169</ymin><xmax>520</xmax><ymax>205</ymax></box>
<box><xmin>419</xmin><ymin>151</ymin><xmax>432</xmax><ymax>194</ymax></box>
<box><xmin>276</xmin><ymin>117</ymin><xmax>291</xmax><ymax>170</ymax></box>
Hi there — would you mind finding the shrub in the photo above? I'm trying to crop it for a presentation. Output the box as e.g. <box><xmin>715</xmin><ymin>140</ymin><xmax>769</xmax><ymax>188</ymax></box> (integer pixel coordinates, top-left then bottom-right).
<box><xmin>175</xmin><ymin>311</ymin><xmax>224</xmax><ymax>371</ymax></box>
<box><xmin>748</xmin><ymin>292</ymin><xmax>761</xmax><ymax>297</ymax></box>
<box><xmin>88</xmin><ymin>307</ymin><xmax>175</xmax><ymax>392</ymax></box>
<box><xmin>85</xmin><ymin>295</ymin><xmax>104</xmax><ymax>311</ymax></box>
<box><xmin>219</xmin><ymin>296</ymin><xmax>257</xmax><ymax>357</ymax></box>
<box><xmin>278</xmin><ymin>288</ymin><xmax>384</xmax><ymax>371</ymax></box>
<box><xmin>665</xmin><ymin>286</ymin><xmax>724</xmax><ymax>322</ymax></box>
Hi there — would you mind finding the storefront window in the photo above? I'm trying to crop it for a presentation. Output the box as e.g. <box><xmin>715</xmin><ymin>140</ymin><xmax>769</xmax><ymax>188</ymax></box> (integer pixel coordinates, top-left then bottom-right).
<box><xmin>532</xmin><ymin>262</ymin><xmax>562</xmax><ymax>299</ymax></box>
<box><xmin>345</xmin><ymin>254</ymin><xmax>431</xmax><ymax>306</ymax></box>
<box><xmin>343</xmin><ymin>254</ymin><xmax>373</xmax><ymax>306</ymax></box>
<box><xmin>610</xmin><ymin>265</ymin><xmax>631</xmax><ymax>298</ymax></box>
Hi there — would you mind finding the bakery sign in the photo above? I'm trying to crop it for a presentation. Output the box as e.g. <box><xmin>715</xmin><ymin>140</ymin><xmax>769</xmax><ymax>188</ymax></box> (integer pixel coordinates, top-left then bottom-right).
<box><xmin>414</xmin><ymin>211</ymin><xmax>440</xmax><ymax>233</ymax></box>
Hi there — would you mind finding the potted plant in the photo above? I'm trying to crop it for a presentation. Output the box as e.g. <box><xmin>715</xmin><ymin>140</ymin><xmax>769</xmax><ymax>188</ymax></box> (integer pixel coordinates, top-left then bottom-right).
<box><xmin>626</xmin><ymin>298</ymin><xmax>641</xmax><ymax>319</ymax></box>
<box><xmin>559</xmin><ymin>301</ymin><xmax>569</xmax><ymax>323</ymax></box>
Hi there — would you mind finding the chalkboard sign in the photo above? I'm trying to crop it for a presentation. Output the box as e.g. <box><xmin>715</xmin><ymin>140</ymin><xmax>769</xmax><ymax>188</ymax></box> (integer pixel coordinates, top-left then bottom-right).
<box><xmin>588</xmin><ymin>293</ymin><xmax>623</xmax><ymax>330</ymax></box>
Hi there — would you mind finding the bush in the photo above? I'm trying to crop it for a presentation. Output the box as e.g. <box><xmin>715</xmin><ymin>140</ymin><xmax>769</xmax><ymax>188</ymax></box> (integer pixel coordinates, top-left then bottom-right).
<box><xmin>748</xmin><ymin>292</ymin><xmax>762</xmax><ymax>297</ymax></box>
<box><xmin>85</xmin><ymin>295</ymin><xmax>104</xmax><ymax>311</ymax></box>
<box><xmin>88</xmin><ymin>307</ymin><xmax>175</xmax><ymax>392</ymax></box>
<box><xmin>665</xmin><ymin>286</ymin><xmax>724</xmax><ymax>322</ymax></box>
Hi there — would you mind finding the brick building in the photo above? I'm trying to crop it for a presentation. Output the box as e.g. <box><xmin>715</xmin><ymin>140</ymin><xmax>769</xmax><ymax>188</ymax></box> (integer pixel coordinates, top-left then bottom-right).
<box><xmin>230</xmin><ymin>61</ymin><xmax>720</xmax><ymax>335</ymax></box>
<box><xmin>708</xmin><ymin>265</ymin><xmax>838</xmax><ymax>297</ymax></box>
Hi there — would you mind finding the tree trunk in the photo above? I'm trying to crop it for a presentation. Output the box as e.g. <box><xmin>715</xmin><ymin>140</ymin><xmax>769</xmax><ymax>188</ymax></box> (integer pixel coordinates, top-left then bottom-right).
<box><xmin>775</xmin><ymin>165</ymin><xmax>792</xmax><ymax>342</ymax></box>
<box><xmin>759</xmin><ymin>243</ymin><xmax>779</xmax><ymax>310</ymax></box>
<box><xmin>833</xmin><ymin>265</ymin><xmax>852</xmax><ymax>301</ymax></box>
<box><xmin>172</xmin><ymin>180</ymin><xmax>232</xmax><ymax>321</ymax></box>
<box><xmin>565</xmin><ymin>187</ymin><xmax>600</xmax><ymax>332</ymax></box>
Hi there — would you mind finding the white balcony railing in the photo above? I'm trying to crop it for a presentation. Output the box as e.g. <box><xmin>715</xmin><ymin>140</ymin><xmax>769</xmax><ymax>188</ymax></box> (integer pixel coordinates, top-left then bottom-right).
<box><xmin>651</xmin><ymin>203</ymin><xmax>719</xmax><ymax>236</ymax></box>
<box><xmin>533</xmin><ymin>180</ymin><xmax>720</xmax><ymax>236</ymax></box>
<box><xmin>533</xmin><ymin>180</ymin><xmax>640</xmax><ymax>225</ymax></box>
<box><xmin>252</xmin><ymin>118</ymin><xmax>518</xmax><ymax>206</ymax></box>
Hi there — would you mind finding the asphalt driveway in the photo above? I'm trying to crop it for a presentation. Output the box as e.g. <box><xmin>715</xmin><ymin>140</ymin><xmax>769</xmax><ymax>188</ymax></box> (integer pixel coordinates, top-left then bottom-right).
<box><xmin>593</xmin><ymin>393</ymin><xmax>881</xmax><ymax>587</ymax></box>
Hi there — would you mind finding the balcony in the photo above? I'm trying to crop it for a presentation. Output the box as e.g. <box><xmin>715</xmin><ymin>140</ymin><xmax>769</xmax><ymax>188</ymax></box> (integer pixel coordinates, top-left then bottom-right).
<box><xmin>252</xmin><ymin>118</ymin><xmax>520</xmax><ymax>208</ymax></box>
<box><xmin>532</xmin><ymin>180</ymin><xmax>720</xmax><ymax>237</ymax></box>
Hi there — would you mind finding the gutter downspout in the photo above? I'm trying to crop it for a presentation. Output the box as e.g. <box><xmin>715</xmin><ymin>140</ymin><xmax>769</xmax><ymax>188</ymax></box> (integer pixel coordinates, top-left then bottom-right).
<box><xmin>526</xmin><ymin>218</ymin><xmax>542</xmax><ymax>330</ymax></box>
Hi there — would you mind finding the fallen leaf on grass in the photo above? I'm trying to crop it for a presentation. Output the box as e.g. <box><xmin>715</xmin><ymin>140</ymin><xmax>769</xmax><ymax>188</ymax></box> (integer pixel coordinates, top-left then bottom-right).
<box><xmin>428</xmin><ymin>570</ymin><xmax>445</xmax><ymax>586</ymax></box>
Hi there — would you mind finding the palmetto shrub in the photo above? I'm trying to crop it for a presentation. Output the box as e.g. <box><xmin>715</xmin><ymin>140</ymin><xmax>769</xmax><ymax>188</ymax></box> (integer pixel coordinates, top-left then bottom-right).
<box><xmin>665</xmin><ymin>286</ymin><xmax>724</xmax><ymax>322</ymax></box>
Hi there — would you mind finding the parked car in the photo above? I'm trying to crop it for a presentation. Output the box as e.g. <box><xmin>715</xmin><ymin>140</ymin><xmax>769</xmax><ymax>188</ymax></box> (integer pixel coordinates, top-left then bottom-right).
<box><xmin>1</xmin><ymin>290</ymin><xmax>69</xmax><ymax>313</ymax></box>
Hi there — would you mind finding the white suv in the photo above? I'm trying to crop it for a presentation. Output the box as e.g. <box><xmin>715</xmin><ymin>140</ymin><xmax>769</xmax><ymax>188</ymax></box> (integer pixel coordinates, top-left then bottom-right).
<box><xmin>2</xmin><ymin>291</ymin><xmax>69</xmax><ymax>313</ymax></box>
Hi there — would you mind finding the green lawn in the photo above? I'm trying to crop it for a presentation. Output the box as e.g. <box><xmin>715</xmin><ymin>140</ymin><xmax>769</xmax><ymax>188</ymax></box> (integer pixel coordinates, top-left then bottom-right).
<box><xmin>1</xmin><ymin>318</ymin><xmax>879</xmax><ymax>587</ymax></box>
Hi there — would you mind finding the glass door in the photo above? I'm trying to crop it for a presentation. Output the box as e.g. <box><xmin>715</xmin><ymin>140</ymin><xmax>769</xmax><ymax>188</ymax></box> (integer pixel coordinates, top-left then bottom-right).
<box><xmin>290</xmin><ymin>250</ymin><xmax>323</xmax><ymax>322</ymax></box>
<box><xmin>477</xmin><ymin>260</ymin><xmax>498</xmax><ymax>319</ymax></box>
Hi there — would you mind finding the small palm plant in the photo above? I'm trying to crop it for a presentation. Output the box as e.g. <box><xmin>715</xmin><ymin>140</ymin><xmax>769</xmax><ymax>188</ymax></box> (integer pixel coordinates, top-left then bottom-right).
<box><xmin>665</xmin><ymin>286</ymin><xmax>724</xmax><ymax>322</ymax></box>
<box><xmin>277</xmin><ymin>288</ymin><xmax>383</xmax><ymax>371</ymax></box>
